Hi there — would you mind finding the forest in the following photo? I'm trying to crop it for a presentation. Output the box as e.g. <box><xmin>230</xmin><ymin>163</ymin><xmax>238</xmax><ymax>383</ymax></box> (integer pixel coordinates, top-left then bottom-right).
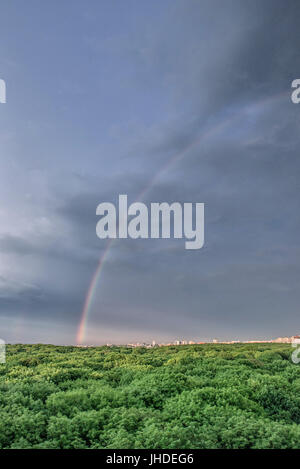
<box><xmin>1</xmin><ymin>343</ymin><xmax>300</xmax><ymax>449</ymax></box>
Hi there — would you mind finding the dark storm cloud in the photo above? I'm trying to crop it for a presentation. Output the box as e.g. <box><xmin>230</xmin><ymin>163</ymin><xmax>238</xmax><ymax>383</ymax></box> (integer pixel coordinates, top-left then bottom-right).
<box><xmin>0</xmin><ymin>275</ymin><xmax>41</xmax><ymax>300</ymax></box>
<box><xmin>1</xmin><ymin>0</ymin><xmax>300</xmax><ymax>343</ymax></box>
<box><xmin>160</xmin><ymin>0</ymin><xmax>300</xmax><ymax>108</ymax></box>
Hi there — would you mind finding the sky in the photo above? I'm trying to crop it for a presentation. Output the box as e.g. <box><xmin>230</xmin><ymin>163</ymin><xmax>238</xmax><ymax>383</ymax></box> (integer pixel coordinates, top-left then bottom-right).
<box><xmin>0</xmin><ymin>0</ymin><xmax>300</xmax><ymax>345</ymax></box>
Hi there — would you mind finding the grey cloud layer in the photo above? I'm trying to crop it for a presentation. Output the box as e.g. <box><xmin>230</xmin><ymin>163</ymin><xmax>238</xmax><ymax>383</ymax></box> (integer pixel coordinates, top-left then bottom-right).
<box><xmin>0</xmin><ymin>0</ymin><xmax>299</xmax><ymax>343</ymax></box>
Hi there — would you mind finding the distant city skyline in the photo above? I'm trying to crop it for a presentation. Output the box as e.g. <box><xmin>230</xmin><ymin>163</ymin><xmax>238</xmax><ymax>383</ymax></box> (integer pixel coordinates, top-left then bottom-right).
<box><xmin>76</xmin><ymin>333</ymin><xmax>300</xmax><ymax>348</ymax></box>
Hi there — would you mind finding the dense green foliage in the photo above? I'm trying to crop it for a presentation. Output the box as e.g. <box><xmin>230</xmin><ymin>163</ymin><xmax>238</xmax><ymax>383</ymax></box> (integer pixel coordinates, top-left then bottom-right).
<box><xmin>1</xmin><ymin>343</ymin><xmax>300</xmax><ymax>449</ymax></box>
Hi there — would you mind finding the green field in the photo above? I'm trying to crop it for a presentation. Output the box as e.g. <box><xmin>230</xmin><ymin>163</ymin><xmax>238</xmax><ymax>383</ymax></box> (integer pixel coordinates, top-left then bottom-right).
<box><xmin>1</xmin><ymin>343</ymin><xmax>300</xmax><ymax>449</ymax></box>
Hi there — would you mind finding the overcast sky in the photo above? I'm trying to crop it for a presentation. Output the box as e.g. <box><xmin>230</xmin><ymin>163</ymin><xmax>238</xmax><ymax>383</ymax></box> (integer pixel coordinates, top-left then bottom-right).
<box><xmin>0</xmin><ymin>0</ymin><xmax>300</xmax><ymax>344</ymax></box>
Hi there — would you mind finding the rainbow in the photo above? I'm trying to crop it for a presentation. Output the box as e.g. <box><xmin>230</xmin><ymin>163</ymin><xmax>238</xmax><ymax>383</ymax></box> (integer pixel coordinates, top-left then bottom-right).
<box><xmin>76</xmin><ymin>239</ymin><xmax>113</xmax><ymax>344</ymax></box>
<box><xmin>76</xmin><ymin>91</ymin><xmax>289</xmax><ymax>344</ymax></box>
